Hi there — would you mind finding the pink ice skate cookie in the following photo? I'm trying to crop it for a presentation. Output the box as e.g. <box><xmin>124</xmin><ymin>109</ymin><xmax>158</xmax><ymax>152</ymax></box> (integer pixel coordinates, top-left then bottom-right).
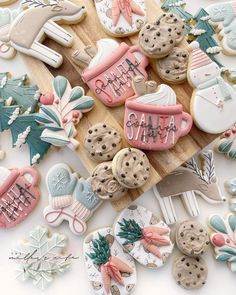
<box><xmin>0</xmin><ymin>166</ymin><xmax>40</xmax><ymax>229</ymax></box>
<box><xmin>124</xmin><ymin>76</ymin><xmax>192</xmax><ymax>151</ymax></box>
<box><xmin>73</xmin><ymin>39</ymin><xmax>149</xmax><ymax>107</ymax></box>
<box><xmin>114</xmin><ymin>205</ymin><xmax>174</xmax><ymax>269</ymax></box>
<box><xmin>43</xmin><ymin>163</ymin><xmax>102</xmax><ymax>236</ymax></box>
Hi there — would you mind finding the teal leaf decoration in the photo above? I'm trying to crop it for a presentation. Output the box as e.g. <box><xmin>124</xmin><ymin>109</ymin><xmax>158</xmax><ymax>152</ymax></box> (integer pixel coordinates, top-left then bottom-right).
<box><xmin>218</xmin><ymin>139</ymin><xmax>233</xmax><ymax>153</ymax></box>
<box><xmin>69</xmin><ymin>87</ymin><xmax>83</xmax><ymax>102</ymax></box>
<box><xmin>53</xmin><ymin>76</ymin><xmax>67</xmax><ymax>99</ymax></box>
<box><xmin>228</xmin><ymin>214</ymin><xmax>236</xmax><ymax>232</ymax></box>
<box><xmin>229</xmin><ymin>149</ymin><xmax>236</xmax><ymax>159</ymax></box>
<box><xmin>34</xmin><ymin>114</ymin><xmax>54</xmax><ymax>125</ymax></box>
<box><xmin>209</xmin><ymin>215</ymin><xmax>228</xmax><ymax>234</ymax></box>
<box><xmin>73</xmin><ymin>96</ymin><xmax>95</xmax><ymax>110</ymax></box>
<box><xmin>225</xmin><ymin>178</ymin><xmax>236</xmax><ymax>196</ymax></box>
<box><xmin>216</xmin><ymin>254</ymin><xmax>231</xmax><ymax>261</ymax></box>
<box><xmin>219</xmin><ymin>247</ymin><xmax>236</xmax><ymax>256</ymax></box>
<box><xmin>40</xmin><ymin>107</ymin><xmax>61</xmax><ymax>126</ymax></box>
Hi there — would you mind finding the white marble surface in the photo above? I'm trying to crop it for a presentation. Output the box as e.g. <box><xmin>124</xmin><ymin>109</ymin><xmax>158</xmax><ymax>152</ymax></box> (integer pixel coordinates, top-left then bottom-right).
<box><xmin>0</xmin><ymin>0</ymin><xmax>235</xmax><ymax>294</ymax></box>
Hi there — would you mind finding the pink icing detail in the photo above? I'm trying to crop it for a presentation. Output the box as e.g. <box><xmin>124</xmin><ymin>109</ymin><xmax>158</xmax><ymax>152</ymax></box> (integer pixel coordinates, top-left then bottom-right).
<box><xmin>211</xmin><ymin>233</ymin><xmax>225</xmax><ymax>247</ymax></box>
<box><xmin>0</xmin><ymin>167</ymin><xmax>40</xmax><ymax>229</ymax></box>
<box><xmin>124</xmin><ymin>97</ymin><xmax>192</xmax><ymax>151</ymax></box>
<box><xmin>40</xmin><ymin>92</ymin><xmax>54</xmax><ymax>105</ymax></box>
<box><xmin>82</xmin><ymin>43</ymin><xmax>148</xmax><ymax>107</ymax></box>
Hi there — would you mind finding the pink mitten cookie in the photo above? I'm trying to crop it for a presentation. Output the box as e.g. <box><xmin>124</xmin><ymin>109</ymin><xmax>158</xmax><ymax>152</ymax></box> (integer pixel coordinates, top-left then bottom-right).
<box><xmin>0</xmin><ymin>166</ymin><xmax>40</xmax><ymax>229</ymax></box>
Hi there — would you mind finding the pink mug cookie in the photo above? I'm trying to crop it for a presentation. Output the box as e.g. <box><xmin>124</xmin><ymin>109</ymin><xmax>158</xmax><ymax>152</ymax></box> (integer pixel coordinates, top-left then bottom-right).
<box><xmin>124</xmin><ymin>77</ymin><xmax>192</xmax><ymax>151</ymax></box>
<box><xmin>74</xmin><ymin>39</ymin><xmax>149</xmax><ymax>107</ymax></box>
<box><xmin>0</xmin><ymin>166</ymin><xmax>40</xmax><ymax>229</ymax></box>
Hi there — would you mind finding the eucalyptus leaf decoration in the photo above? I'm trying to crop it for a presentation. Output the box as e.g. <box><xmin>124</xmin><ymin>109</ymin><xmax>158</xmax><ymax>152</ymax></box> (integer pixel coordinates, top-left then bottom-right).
<box><xmin>35</xmin><ymin>76</ymin><xmax>95</xmax><ymax>150</ymax></box>
<box><xmin>216</xmin><ymin>124</ymin><xmax>236</xmax><ymax>159</ymax></box>
<box><xmin>87</xmin><ymin>233</ymin><xmax>111</xmax><ymax>266</ymax></box>
<box><xmin>117</xmin><ymin>219</ymin><xmax>142</xmax><ymax>245</ymax></box>
<box><xmin>209</xmin><ymin>214</ymin><xmax>236</xmax><ymax>271</ymax></box>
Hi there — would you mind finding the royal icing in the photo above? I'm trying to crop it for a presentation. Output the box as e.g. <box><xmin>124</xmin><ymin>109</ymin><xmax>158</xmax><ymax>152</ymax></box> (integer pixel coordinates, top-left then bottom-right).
<box><xmin>225</xmin><ymin>177</ymin><xmax>236</xmax><ymax>211</ymax></box>
<box><xmin>215</xmin><ymin>124</ymin><xmax>236</xmax><ymax>159</ymax></box>
<box><xmin>153</xmin><ymin>150</ymin><xmax>225</xmax><ymax>225</ymax></box>
<box><xmin>188</xmin><ymin>41</ymin><xmax>236</xmax><ymax>134</ymax></box>
<box><xmin>35</xmin><ymin>76</ymin><xmax>94</xmax><ymax>150</ymax></box>
<box><xmin>0</xmin><ymin>166</ymin><xmax>40</xmax><ymax>229</ymax></box>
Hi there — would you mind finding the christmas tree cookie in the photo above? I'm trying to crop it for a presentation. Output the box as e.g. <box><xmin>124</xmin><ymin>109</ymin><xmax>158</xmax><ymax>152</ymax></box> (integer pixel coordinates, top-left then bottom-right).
<box><xmin>114</xmin><ymin>205</ymin><xmax>174</xmax><ymax>269</ymax></box>
<box><xmin>84</xmin><ymin>227</ymin><xmax>136</xmax><ymax>295</ymax></box>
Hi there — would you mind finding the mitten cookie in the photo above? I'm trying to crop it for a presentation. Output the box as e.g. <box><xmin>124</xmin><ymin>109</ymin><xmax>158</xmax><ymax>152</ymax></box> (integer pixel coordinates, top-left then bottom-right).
<box><xmin>114</xmin><ymin>205</ymin><xmax>174</xmax><ymax>269</ymax></box>
<box><xmin>84</xmin><ymin>123</ymin><xmax>122</xmax><ymax>162</ymax></box>
<box><xmin>84</xmin><ymin>227</ymin><xmax>137</xmax><ymax>295</ymax></box>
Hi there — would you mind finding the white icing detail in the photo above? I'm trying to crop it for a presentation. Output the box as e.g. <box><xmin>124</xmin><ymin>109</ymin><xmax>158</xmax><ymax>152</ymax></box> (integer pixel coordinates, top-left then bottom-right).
<box><xmin>200</xmin><ymin>16</ymin><xmax>211</xmax><ymax>21</ymax></box>
<box><xmin>34</xmin><ymin>90</ymin><xmax>41</xmax><ymax>100</ymax></box>
<box><xmin>8</xmin><ymin>107</ymin><xmax>20</xmax><ymax>125</ymax></box>
<box><xmin>190</xmin><ymin>28</ymin><xmax>206</xmax><ymax>36</ymax></box>
<box><xmin>169</xmin><ymin>0</ymin><xmax>186</xmax><ymax>6</ymax></box>
<box><xmin>206</xmin><ymin>46</ymin><xmax>222</xmax><ymax>54</ymax></box>
<box><xmin>88</xmin><ymin>39</ymin><xmax>119</xmax><ymax>69</ymax></box>
<box><xmin>0</xmin><ymin>167</ymin><xmax>10</xmax><ymax>186</ymax></box>
<box><xmin>6</xmin><ymin>96</ymin><xmax>13</xmax><ymax>106</ymax></box>
<box><xmin>31</xmin><ymin>153</ymin><xmax>40</xmax><ymax>164</ymax></box>
<box><xmin>15</xmin><ymin>126</ymin><xmax>31</xmax><ymax>147</ymax></box>
<box><xmin>0</xmin><ymin>76</ymin><xmax>7</xmax><ymax>88</ymax></box>
<box><xmin>136</xmin><ymin>84</ymin><xmax>176</xmax><ymax>105</ymax></box>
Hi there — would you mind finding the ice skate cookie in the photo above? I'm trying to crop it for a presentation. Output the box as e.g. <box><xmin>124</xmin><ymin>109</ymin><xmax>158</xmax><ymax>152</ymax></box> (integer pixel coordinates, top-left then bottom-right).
<box><xmin>215</xmin><ymin>124</ymin><xmax>236</xmax><ymax>159</ymax></box>
<box><xmin>209</xmin><ymin>213</ymin><xmax>236</xmax><ymax>272</ymax></box>
<box><xmin>94</xmin><ymin>0</ymin><xmax>146</xmax><ymax>37</ymax></box>
<box><xmin>84</xmin><ymin>123</ymin><xmax>122</xmax><ymax>162</ymax></box>
<box><xmin>176</xmin><ymin>220</ymin><xmax>210</xmax><ymax>257</ymax></box>
<box><xmin>44</xmin><ymin>164</ymin><xmax>102</xmax><ymax>236</ymax></box>
<box><xmin>6</xmin><ymin>0</ymin><xmax>87</xmax><ymax>68</ymax></box>
<box><xmin>114</xmin><ymin>205</ymin><xmax>174</xmax><ymax>269</ymax></box>
<box><xmin>112</xmin><ymin>148</ymin><xmax>150</xmax><ymax>189</ymax></box>
<box><xmin>156</xmin><ymin>47</ymin><xmax>189</xmax><ymax>84</ymax></box>
<box><xmin>0</xmin><ymin>166</ymin><xmax>40</xmax><ymax>229</ymax></box>
<box><xmin>173</xmin><ymin>255</ymin><xmax>208</xmax><ymax>289</ymax></box>
<box><xmin>139</xmin><ymin>12</ymin><xmax>185</xmax><ymax>58</ymax></box>
<box><xmin>91</xmin><ymin>162</ymin><xmax>127</xmax><ymax>201</ymax></box>
<box><xmin>84</xmin><ymin>227</ymin><xmax>137</xmax><ymax>295</ymax></box>
<box><xmin>187</xmin><ymin>41</ymin><xmax>236</xmax><ymax>134</ymax></box>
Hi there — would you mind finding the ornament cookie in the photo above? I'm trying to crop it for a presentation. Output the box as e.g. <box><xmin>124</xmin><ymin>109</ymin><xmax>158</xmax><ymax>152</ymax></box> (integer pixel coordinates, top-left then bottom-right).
<box><xmin>173</xmin><ymin>255</ymin><xmax>208</xmax><ymax>289</ymax></box>
<box><xmin>112</xmin><ymin>148</ymin><xmax>150</xmax><ymax>189</ymax></box>
<box><xmin>139</xmin><ymin>12</ymin><xmax>185</xmax><ymax>58</ymax></box>
<box><xmin>114</xmin><ymin>205</ymin><xmax>174</xmax><ymax>269</ymax></box>
<box><xmin>84</xmin><ymin>227</ymin><xmax>136</xmax><ymax>295</ymax></box>
<box><xmin>44</xmin><ymin>164</ymin><xmax>102</xmax><ymax>236</ymax></box>
<box><xmin>72</xmin><ymin>38</ymin><xmax>149</xmax><ymax>107</ymax></box>
<box><xmin>94</xmin><ymin>0</ymin><xmax>146</xmax><ymax>37</ymax></box>
<box><xmin>6</xmin><ymin>0</ymin><xmax>87</xmax><ymax>68</ymax></box>
<box><xmin>35</xmin><ymin>76</ymin><xmax>94</xmax><ymax>150</ymax></box>
<box><xmin>153</xmin><ymin>150</ymin><xmax>225</xmax><ymax>225</ymax></box>
<box><xmin>91</xmin><ymin>162</ymin><xmax>127</xmax><ymax>201</ymax></box>
<box><xmin>206</xmin><ymin>1</ymin><xmax>236</xmax><ymax>55</ymax></box>
<box><xmin>124</xmin><ymin>76</ymin><xmax>192</xmax><ymax>151</ymax></box>
<box><xmin>215</xmin><ymin>124</ymin><xmax>236</xmax><ymax>159</ymax></box>
<box><xmin>11</xmin><ymin>226</ymin><xmax>71</xmax><ymax>289</ymax></box>
<box><xmin>209</xmin><ymin>213</ymin><xmax>236</xmax><ymax>272</ymax></box>
<box><xmin>0</xmin><ymin>166</ymin><xmax>40</xmax><ymax>229</ymax></box>
<box><xmin>156</xmin><ymin>47</ymin><xmax>189</xmax><ymax>84</ymax></box>
<box><xmin>187</xmin><ymin>41</ymin><xmax>236</xmax><ymax>134</ymax></box>
<box><xmin>175</xmin><ymin>220</ymin><xmax>210</xmax><ymax>257</ymax></box>
<box><xmin>84</xmin><ymin>123</ymin><xmax>122</xmax><ymax>162</ymax></box>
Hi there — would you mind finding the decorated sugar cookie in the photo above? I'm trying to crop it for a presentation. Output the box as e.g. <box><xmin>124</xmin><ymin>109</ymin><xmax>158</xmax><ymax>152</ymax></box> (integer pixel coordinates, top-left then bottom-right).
<box><xmin>94</xmin><ymin>0</ymin><xmax>146</xmax><ymax>37</ymax></box>
<box><xmin>114</xmin><ymin>205</ymin><xmax>174</xmax><ymax>269</ymax></box>
<box><xmin>215</xmin><ymin>124</ymin><xmax>236</xmax><ymax>159</ymax></box>
<box><xmin>0</xmin><ymin>166</ymin><xmax>40</xmax><ymax>229</ymax></box>
<box><xmin>72</xmin><ymin>38</ymin><xmax>149</xmax><ymax>107</ymax></box>
<box><xmin>209</xmin><ymin>213</ymin><xmax>236</xmax><ymax>272</ymax></box>
<box><xmin>124</xmin><ymin>76</ymin><xmax>192</xmax><ymax>151</ymax></box>
<box><xmin>36</xmin><ymin>76</ymin><xmax>94</xmax><ymax>150</ymax></box>
<box><xmin>84</xmin><ymin>227</ymin><xmax>136</xmax><ymax>295</ymax></box>
<box><xmin>153</xmin><ymin>150</ymin><xmax>225</xmax><ymax>225</ymax></box>
<box><xmin>11</xmin><ymin>226</ymin><xmax>71</xmax><ymax>289</ymax></box>
<box><xmin>44</xmin><ymin>164</ymin><xmax>102</xmax><ymax>236</ymax></box>
<box><xmin>187</xmin><ymin>41</ymin><xmax>236</xmax><ymax>134</ymax></box>
<box><xmin>206</xmin><ymin>1</ymin><xmax>236</xmax><ymax>55</ymax></box>
<box><xmin>5</xmin><ymin>0</ymin><xmax>87</xmax><ymax>68</ymax></box>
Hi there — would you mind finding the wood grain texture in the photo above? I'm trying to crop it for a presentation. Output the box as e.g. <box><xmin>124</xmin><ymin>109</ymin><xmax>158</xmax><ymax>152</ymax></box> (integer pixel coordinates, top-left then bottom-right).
<box><xmin>22</xmin><ymin>0</ymin><xmax>218</xmax><ymax>211</ymax></box>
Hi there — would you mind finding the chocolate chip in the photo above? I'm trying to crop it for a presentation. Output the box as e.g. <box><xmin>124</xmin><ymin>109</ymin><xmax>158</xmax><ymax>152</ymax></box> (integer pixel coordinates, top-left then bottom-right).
<box><xmin>166</xmin><ymin>70</ymin><xmax>170</xmax><ymax>74</ymax></box>
<box><xmin>156</xmin><ymin>32</ymin><xmax>160</xmax><ymax>36</ymax></box>
<box><xmin>121</xmin><ymin>174</ymin><xmax>126</xmax><ymax>178</ymax></box>
<box><xmin>133</xmin><ymin>157</ymin><xmax>136</xmax><ymax>160</ymax></box>
<box><xmin>102</xmin><ymin>145</ymin><xmax>106</xmax><ymax>150</ymax></box>
<box><xmin>146</xmin><ymin>25</ymin><xmax>150</xmax><ymax>29</ymax></box>
<box><xmin>126</xmin><ymin>162</ymin><xmax>129</xmax><ymax>166</ymax></box>
<box><xmin>88</xmin><ymin>130</ymin><xmax>92</xmax><ymax>134</ymax></box>
<box><xmin>97</xmin><ymin>137</ymin><xmax>102</xmax><ymax>142</ymax></box>
<box><xmin>133</xmin><ymin>174</ymin><xmax>137</xmax><ymax>178</ymax></box>
<box><xmin>112</xmin><ymin>143</ymin><xmax>116</xmax><ymax>147</ymax></box>
<box><xmin>88</xmin><ymin>139</ymin><xmax>91</xmax><ymax>142</ymax></box>
<box><xmin>145</xmin><ymin>38</ymin><xmax>149</xmax><ymax>43</ymax></box>
<box><xmin>170</xmin><ymin>40</ymin><xmax>173</xmax><ymax>44</ymax></box>
<box><xmin>103</xmin><ymin>124</ymin><xmax>106</xmax><ymax>128</ymax></box>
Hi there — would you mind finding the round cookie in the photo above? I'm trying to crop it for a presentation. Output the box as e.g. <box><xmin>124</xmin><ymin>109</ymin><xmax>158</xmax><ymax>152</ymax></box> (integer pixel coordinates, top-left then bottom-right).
<box><xmin>91</xmin><ymin>162</ymin><xmax>127</xmax><ymax>200</ymax></box>
<box><xmin>84</xmin><ymin>123</ymin><xmax>122</xmax><ymax>162</ymax></box>
<box><xmin>112</xmin><ymin>148</ymin><xmax>150</xmax><ymax>189</ymax></box>
<box><xmin>175</xmin><ymin>220</ymin><xmax>210</xmax><ymax>257</ymax></box>
<box><xmin>156</xmin><ymin>47</ymin><xmax>189</xmax><ymax>84</ymax></box>
<box><xmin>173</xmin><ymin>255</ymin><xmax>208</xmax><ymax>290</ymax></box>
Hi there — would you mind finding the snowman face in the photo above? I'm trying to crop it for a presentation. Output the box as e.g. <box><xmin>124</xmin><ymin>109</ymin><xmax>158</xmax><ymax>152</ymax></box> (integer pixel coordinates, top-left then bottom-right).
<box><xmin>190</xmin><ymin>63</ymin><xmax>221</xmax><ymax>87</ymax></box>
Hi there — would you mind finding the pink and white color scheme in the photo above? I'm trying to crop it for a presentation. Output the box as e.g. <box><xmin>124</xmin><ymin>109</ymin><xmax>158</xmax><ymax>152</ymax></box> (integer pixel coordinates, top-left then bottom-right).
<box><xmin>0</xmin><ymin>166</ymin><xmax>40</xmax><ymax>229</ymax></box>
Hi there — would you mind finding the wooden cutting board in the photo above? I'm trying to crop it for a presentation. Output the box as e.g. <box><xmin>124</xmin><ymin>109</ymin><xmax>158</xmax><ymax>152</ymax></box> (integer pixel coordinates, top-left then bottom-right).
<box><xmin>22</xmin><ymin>0</ymin><xmax>218</xmax><ymax>211</ymax></box>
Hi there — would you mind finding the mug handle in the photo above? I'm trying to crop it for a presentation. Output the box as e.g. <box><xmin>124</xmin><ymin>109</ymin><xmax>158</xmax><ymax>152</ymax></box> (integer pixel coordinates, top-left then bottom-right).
<box><xmin>180</xmin><ymin>112</ymin><xmax>193</xmax><ymax>137</ymax></box>
<box><xmin>130</xmin><ymin>45</ymin><xmax>149</xmax><ymax>68</ymax></box>
<box><xmin>20</xmin><ymin>167</ymin><xmax>40</xmax><ymax>186</ymax></box>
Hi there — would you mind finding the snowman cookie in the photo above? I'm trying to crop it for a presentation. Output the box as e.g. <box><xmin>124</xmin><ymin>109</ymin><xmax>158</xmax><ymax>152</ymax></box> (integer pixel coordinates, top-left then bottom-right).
<box><xmin>114</xmin><ymin>205</ymin><xmax>174</xmax><ymax>269</ymax></box>
<box><xmin>94</xmin><ymin>0</ymin><xmax>146</xmax><ymax>37</ymax></box>
<box><xmin>84</xmin><ymin>227</ymin><xmax>137</xmax><ymax>295</ymax></box>
<box><xmin>187</xmin><ymin>41</ymin><xmax>236</xmax><ymax>134</ymax></box>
